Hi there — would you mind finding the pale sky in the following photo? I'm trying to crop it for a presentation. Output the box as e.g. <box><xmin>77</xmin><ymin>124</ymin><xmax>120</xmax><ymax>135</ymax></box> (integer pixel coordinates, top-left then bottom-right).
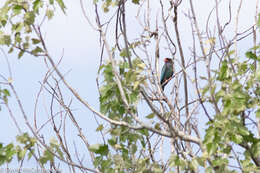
<box><xmin>0</xmin><ymin>0</ymin><xmax>259</xmax><ymax>170</ymax></box>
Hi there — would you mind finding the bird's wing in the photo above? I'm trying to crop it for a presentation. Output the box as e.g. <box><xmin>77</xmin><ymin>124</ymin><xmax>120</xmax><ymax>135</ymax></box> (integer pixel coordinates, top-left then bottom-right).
<box><xmin>160</xmin><ymin>64</ymin><xmax>166</xmax><ymax>84</ymax></box>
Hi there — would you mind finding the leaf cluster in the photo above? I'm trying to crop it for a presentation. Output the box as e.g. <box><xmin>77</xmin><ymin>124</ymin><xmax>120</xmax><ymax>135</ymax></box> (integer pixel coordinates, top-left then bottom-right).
<box><xmin>89</xmin><ymin>58</ymin><xmax>157</xmax><ymax>172</ymax></box>
<box><xmin>201</xmin><ymin>47</ymin><xmax>260</xmax><ymax>172</ymax></box>
<box><xmin>0</xmin><ymin>0</ymin><xmax>66</xmax><ymax>58</ymax></box>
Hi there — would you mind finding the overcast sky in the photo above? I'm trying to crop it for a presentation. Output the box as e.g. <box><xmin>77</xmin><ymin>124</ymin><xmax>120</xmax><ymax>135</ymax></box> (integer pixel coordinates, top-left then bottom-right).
<box><xmin>0</xmin><ymin>0</ymin><xmax>259</xmax><ymax>170</ymax></box>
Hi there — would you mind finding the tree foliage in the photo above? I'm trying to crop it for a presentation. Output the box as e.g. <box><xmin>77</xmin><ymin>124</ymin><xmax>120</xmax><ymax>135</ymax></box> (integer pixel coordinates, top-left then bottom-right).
<box><xmin>0</xmin><ymin>0</ymin><xmax>260</xmax><ymax>172</ymax></box>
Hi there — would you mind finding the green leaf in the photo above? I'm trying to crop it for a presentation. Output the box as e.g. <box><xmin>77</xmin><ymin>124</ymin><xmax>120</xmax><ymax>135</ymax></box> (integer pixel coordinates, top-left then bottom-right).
<box><xmin>217</xmin><ymin>60</ymin><xmax>228</xmax><ymax>81</ymax></box>
<box><xmin>39</xmin><ymin>150</ymin><xmax>54</xmax><ymax>165</ymax></box>
<box><xmin>205</xmin><ymin>167</ymin><xmax>214</xmax><ymax>173</ymax></box>
<box><xmin>23</xmin><ymin>42</ymin><xmax>29</xmax><ymax>49</ymax></box>
<box><xmin>27</xmin><ymin>149</ymin><xmax>34</xmax><ymax>160</ymax></box>
<box><xmin>0</xmin><ymin>35</ymin><xmax>11</xmax><ymax>46</ymax></box>
<box><xmin>25</xmin><ymin>36</ymin><xmax>30</xmax><ymax>42</ymax></box>
<box><xmin>222</xmin><ymin>145</ymin><xmax>232</xmax><ymax>154</ymax></box>
<box><xmin>24</xmin><ymin>12</ymin><xmax>35</xmax><ymax>25</ymax></box>
<box><xmin>256</xmin><ymin>109</ymin><xmax>260</xmax><ymax>118</ymax></box>
<box><xmin>133</xmin><ymin>80</ymin><xmax>141</xmax><ymax>90</ymax></box>
<box><xmin>89</xmin><ymin>144</ymin><xmax>109</xmax><ymax>156</ymax></box>
<box><xmin>55</xmin><ymin>0</ymin><xmax>66</xmax><ymax>14</ymax></box>
<box><xmin>206</xmin><ymin>142</ymin><xmax>217</xmax><ymax>155</ymax></box>
<box><xmin>231</xmin><ymin>134</ymin><xmax>243</xmax><ymax>144</ymax></box>
<box><xmin>16</xmin><ymin>133</ymin><xmax>36</xmax><ymax>147</ymax></box>
<box><xmin>49</xmin><ymin>138</ymin><xmax>63</xmax><ymax>159</ymax></box>
<box><xmin>31</xmin><ymin>46</ymin><xmax>44</xmax><ymax>55</ymax></box>
<box><xmin>96</xmin><ymin>124</ymin><xmax>104</xmax><ymax>131</ymax></box>
<box><xmin>132</xmin><ymin>0</ymin><xmax>140</xmax><ymax>4</ymax></box>
<box><xmin>12</xmin><ymin>5</ymin><xmax>23</xmax><ymax>15</ymax></box>
<box><xmin>24</xmin><ymin>25</ymin><xmax>32</xmax><ymax>33</ymax></box>
<box><xmin>252</xmin><ymin>141</ymin><xmax>260</xmax><ymax>158</ymax></box>
<box><xmin>46</xmin><ymin>9</ymin><xmax>54</xmax><ymax>20</ymax></box>
<box><xmin>246</xmin><ymin>51</ymin><xmax>258</xmax><ymax>60</ymax></box>
<box><xmin>146</xmin><ymin>113</ymin><xmax>155</xmax><ymax>119</ymax></box>
<box><xmin>33</xmin><ymin>0</ymin><xmax>43</xmax><ymax>12</ymax></box>
<box><xmin>238</xmin><ymin>127</ymin><xmax>250</xmax><ymax>136</ymax></box>
<box><xmin>169</xmin><ymin>155</ymin><xmax>186</xmax><ymax>169</ymax></box>
<box><xmin>154</xmin><ymin>123</ymin><xmax>161</xmax><ymax>130</ymax></box>
<box><xmin>108</xmin><ymin>137</ymin><xmax>116</xmax><ymax>146</ymax></box>
<box><xmin>50</xmin><ymin>137</ymin><xmax>59</xmax><ymax>146</ymax></box>
<box><xmin>111</xmin><ymin>128</ymin><xmax>121</xmax><ymax>136</ymax></box>
<box><xmin>97</xmin><ymin>145</ymin><xmax>109</xmax><ymax>156</ymax></box>
<box><xmin>204</xmin><ymin>126</ymin><xmax>215</xmax><ymax>144</ymax></box>
<box><xmin>200</xmin><ymin>76</ymin><xmax>208</xmax><ymax>80</ymax></box>
<box><xmin>17</xmin><ymin>149</ymin><xmax>26</xmax><ymax>161</ymax></box>
<box><xmin>120</xmin><ymin>48</ymin><xmax>131</xmax><ymax>57</ymax></box>
<box><xmin>15</xmin><ymin>33</ymin><xmax>22</xmax><ymax>43</ymax></box>
<box><xmin>227</xmin><ymin>50</ymin><xmax>235</xmax><ymax>56</ymax></box>
<box><xmin>18</xmin><ymin>51</ymin><xmax>25</xmax><ymax>59</ymax></box>
<box><xmin>139</xmin><ymin>129</ymin><xmax>149</xmax><ymax>137</ymax></box>
<box><xmin>98</xmin><ymin>64</ymin><xmax>105</xmax><ymax>73</ymax></box>
<box><xmin>3</xmin><ymin>144</ymin><xmax>16</xmax><ymax>163</ymax></box>
<box><xmin>39</xmin><ymin>157</ymin><xmax>48</xmax><ymax>165</ymax></box>
<box><xmin>31</xmin><ymin>38</ymin><xmax>41</xmax><ymax>44</ymax></box>
<box><xmin>2</xmin><ymin>89</ymin><xmax>10</xmax><ymax>96</ymax></box>
<box><xmin>131</xmin><ymin>144</ymin><xmax>137</xmax><ymax>154</ymax></box>
<box><xmin>0</xmin><ymin>20</ymin><xmax>7</xmax><ymax>27</ymax></box>
<box><xmin>196</xmin><ymin>157</ymin><xmax>206</xmax><ymax>167</ymax></box>
<box><xmin>212</xmin><ymin>158</ymin><xmax>228</xmax><ymax>167</ymax></box>
<box><xmin>12</xmin><ymin>23</ymin><xmax>23</xmax><ymax>33</ymax></box>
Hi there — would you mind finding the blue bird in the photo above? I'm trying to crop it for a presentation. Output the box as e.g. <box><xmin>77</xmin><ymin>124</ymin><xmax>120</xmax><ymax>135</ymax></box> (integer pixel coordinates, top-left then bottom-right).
<box><xmin>160</xmin><ymin>58</ymin><xmax>173</xmax><ymax>91</ymax></box>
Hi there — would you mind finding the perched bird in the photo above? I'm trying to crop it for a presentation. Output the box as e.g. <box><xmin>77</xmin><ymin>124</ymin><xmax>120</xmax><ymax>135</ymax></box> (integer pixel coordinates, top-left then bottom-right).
<box><xmin>160</xmin><ymin>58</ymin><xmax>173</xmax><ymax>91</ymax></box>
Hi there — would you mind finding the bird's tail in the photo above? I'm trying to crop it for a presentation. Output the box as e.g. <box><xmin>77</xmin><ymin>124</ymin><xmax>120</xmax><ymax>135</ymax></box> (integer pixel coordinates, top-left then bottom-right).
<box><xmin>161</xmin><ymin>84</ymin><xmax>165</xmax><ymax>91</ymax></box>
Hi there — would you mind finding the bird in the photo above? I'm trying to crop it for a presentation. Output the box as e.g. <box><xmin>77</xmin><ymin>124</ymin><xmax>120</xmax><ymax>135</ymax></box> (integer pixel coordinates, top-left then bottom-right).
<box><xmin>160</xmin><ymin>58</ymin><xmax>173</xmax><ymax>91</ymax></box>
